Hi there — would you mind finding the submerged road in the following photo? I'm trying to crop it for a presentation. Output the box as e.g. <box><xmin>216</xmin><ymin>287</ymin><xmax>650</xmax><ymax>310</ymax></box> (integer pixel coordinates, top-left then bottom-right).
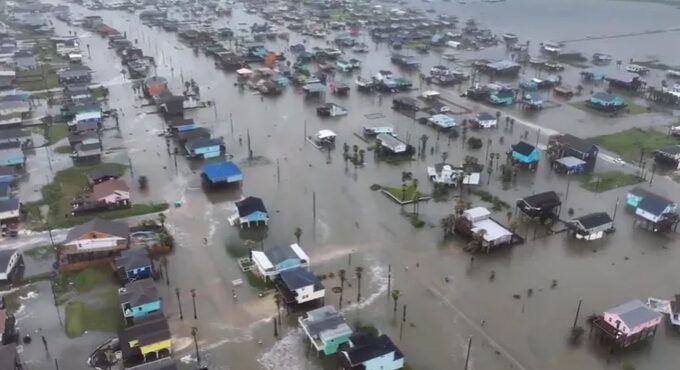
<box><xmin>558</xmin><ymin>26</ymin><xmax>680</xmax><ymax>43</ymax></box>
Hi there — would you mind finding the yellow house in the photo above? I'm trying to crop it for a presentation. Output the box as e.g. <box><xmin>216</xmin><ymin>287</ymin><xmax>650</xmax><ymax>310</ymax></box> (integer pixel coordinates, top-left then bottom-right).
<box><xmin>120</xmin><ymin>312</ymin><xmax>171</xmax><ymax>367</ymax></box>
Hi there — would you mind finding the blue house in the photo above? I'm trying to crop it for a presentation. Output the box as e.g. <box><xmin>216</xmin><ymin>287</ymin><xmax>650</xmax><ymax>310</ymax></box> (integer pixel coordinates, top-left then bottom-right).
<box><xmin>119</xmin><ymin>278</ymin><xmax>162</xmax><ymax>324</ymax></box>
<box><xmin>115</xmin><ymin>248</ymin><xmax>153</xmax><ymax>282</ymax></box>
<box><xmin>252</xmin><ymin>243</ymin><xmax>310</xmax><ymax>278</ymax></box>
<box><xmin>0</xmin><ymin>183</ymin><xmax>10</xmax><ymax>201</ymax></box>
<box><xmin>0</xmin><ymin>166</ymin><xmax>15</xmax><ymax>184</ymax></box>
<box><xmin>299</xmin><ymin>305</ymin><xmax>353</xmax><ymax>356</ymax></box>
<box><xmin>185</xmin><ymin>137</ymin><xmax>225</xmax><ymax>159</ymax></box>
<box><xmin>626</xmin><ymin>186</ymin><xmax>653</xmax><ymax>208</ymax></box>
<box><xmin>201</xmin><ymin>161</ymin><xmax>243</xmax><ymax>186</ymax></box>
<box><xmin>588</xmin><ymin>92</ymin><xmax>626</xmax><ymax>112</ymax></box>
<box><xmin>339</xmin><ymin>334</ymin><xmax>404</xmax><ymax>370</ymax></box>
<box><xmin>522</xmin><ymin>91</ymin><xmax>543</xmax><ymax>110</ymax></box>
<box><xmin>511</xmin><ymin>141</ymin><xmax>540</xmax><ymax>169</ymax></box>
<box><xmin>231</xmin><ymin>196</ymin><xmax>269</xmax><ymax>228</ymax></box>
<box><xmin>0</xmin><ymin>148</ymin><xmax>24</xmax><ymax>168</ymax></box>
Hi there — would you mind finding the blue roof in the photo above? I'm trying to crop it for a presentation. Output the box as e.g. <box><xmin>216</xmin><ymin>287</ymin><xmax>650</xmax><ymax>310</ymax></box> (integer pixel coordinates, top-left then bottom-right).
<box><xmin>280</xmin><ymin>267</ymin><xmax>321</xmax><ymax>290</ymax></box>
<box><xmin>202</xmin><ymin>161</ymin><xmax>242</xmax><ymax>183</ymax></box>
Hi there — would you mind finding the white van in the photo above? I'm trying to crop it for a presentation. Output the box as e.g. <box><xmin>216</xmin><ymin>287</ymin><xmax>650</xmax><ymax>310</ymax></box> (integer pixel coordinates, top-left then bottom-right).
<box><xmin>446</xmin><ymin>40</ymin><xmax>461</xmax><ymax>49</ymax></box>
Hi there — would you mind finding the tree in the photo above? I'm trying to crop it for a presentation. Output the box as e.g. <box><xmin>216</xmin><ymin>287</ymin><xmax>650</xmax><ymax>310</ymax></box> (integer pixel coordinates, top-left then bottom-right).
<box><xmin>391</xmin><ymin>289</ymin><xmax>401</xmax><ymax>314</ymax></box>
<box><xmin>440</xmin><ymin>214</ymin><xmax>456</xmax><ymax>238</ymax></box>
<box><xmin>355</xmin><ymin>266</ymin><xmax>364</xmax><ymax>302</ymax></box>
<box><xmin>486</xmin><ymin>166</ymin><xmax>492</xmax><ymax>185</ymax></box>
<box><xmin>401</xmin><ymin>182</ymin><xmax>407</xmax><ymax>202</ymax></box>
<box><xmin>506</xmin><ymin>211</ymin><xmax>513</xmax><ymax>225</ymax></box>
<box><xmin>441</xmin><ymin>151</ymin><xmax>448</xmax><ymax>164</ymax></box>
<box><xmin>138</xmin><ymin>175</ymin><xmax>148</xmax><ymax>190</ymax></box>
<box><xmin>158</xmin><ymin>213</ymin><xmax>166</xmax><ymax>229</ymax></box>
<box><xmin>411</xmin><ymin>179</ymin><xmax>419</xmax><ymax>215</ymax></box>
<box><xmin>419</xmin><ymin>134</ymin><xmax>429</xmax><ymax>154</ymax></box>
<box><xmin>294</xmin><ymin>227</ymin><xmax>303</xmax><ymax>244</ymax></box>
<box><xmin>358</xmin><ymin>149</ymin><xmax>365</xmax><ymax>165</ymax></box>
<box><xmin>352</xmin><ymin>144</ymin><xmax>359</xmax><ymax>167</ymax></box>
<box><xmin>343</xmin><ymin>142</ymin><xmax>350</xmax><ymax>168</ymax></box>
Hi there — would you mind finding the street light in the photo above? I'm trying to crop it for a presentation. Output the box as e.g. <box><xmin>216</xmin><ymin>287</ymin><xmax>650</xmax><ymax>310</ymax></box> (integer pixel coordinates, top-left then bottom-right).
<box><xmin>175</xmin><ymin>288</ymin><xmax>183</xmax><ymax>320</ymax></box>
<box><xmin>191</xmin><ymin>326</ymin><xmax>201</xmax><ymax>367</ymax></box>
<box><xmin>191</xmin><ymin>289</ymin><xmax>197</xmax><ymax>320</ymax></box>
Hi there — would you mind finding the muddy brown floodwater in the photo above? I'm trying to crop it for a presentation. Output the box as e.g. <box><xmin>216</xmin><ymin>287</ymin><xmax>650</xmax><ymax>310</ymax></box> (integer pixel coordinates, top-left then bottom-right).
<box><xmin>8</xmin><ymin>0</ymin><xmax>680</xmax><ymax>369</ymax></box>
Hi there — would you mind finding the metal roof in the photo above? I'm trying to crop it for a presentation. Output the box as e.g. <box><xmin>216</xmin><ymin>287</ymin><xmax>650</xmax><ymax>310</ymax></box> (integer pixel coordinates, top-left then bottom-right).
<box><xmin>606</xmin><ymin>299</ymin><xmax>661</xmax><ymax>329</ymax></box>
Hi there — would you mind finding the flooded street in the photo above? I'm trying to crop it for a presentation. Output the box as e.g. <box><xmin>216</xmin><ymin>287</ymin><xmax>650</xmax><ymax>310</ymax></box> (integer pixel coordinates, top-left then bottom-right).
<box><xmin>3</xmin><ymin>0</ymin><xmax>680</xmax><ymax>369</ymax></box>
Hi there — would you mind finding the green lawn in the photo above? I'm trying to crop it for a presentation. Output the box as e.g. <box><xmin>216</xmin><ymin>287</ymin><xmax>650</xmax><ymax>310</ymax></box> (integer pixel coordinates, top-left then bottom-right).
<box><xmin>382</xmin><ymin>184</ymin><xmax>426</xmax><ymax>203</ymax></box>
<box><xmin>65</xmin><ymin>294</ymin><xmax>124</xmax><ymax>338</ymax></box>
<box><xmin>91</xmin><ymin>86</ymin><xmax>109</xmax><ymax>100</ymax></box>
<box><xmin>54</xmin><ymin>145</ymin><xmax>72</xmax><ymax>154</ymax></box>
<box><xmin>245</xmin><ymin>270</ymin><xmax>274</xmax><ymax>291</ymax></box>
<box><xmin>25</xmin><ymin>163</ymin><xmax>168</xmax><ymax>229</ymax></box>
<box><xmin>54</xmin><ymin>267</ymin><xmax>117</xmax><ymax>296</ymax></box>
<box><xmin>590</xmin><ymin>128</ymin><xmax>680</xmax><ymax>162</ymax></box>
<box><xmin>571</xmin><ymin>100</ymin><xmax>649</xmax><ymax>116</ymax></box>
<box><xmin>46</xmin><ymin>124</ymin><xmax>69</xmax><ymax>145</ymax></box>
<box><xmin>16</xmin><ymin>65</ymin><xmax>59</xmax><ymax>91</ymax></box>
<box><xmin>581</xmin><ymin>171</ymin><xmax>643</xmax><ymax>192</ymax></box>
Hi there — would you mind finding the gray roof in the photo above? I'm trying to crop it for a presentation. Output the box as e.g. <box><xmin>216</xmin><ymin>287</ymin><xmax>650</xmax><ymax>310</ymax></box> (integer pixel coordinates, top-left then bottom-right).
<box><xmin>607</xmin><ymin>299</ymin><xmax>661</xmax><ymax>329</ymax></box>
<box><xmin>555</xmin><ymin>156</ymin><xmax>586</xmax><ymax>167</ymax></box>
<box><xmin>116</xmin><ymin>248</ymin><xmax>151</xmax><ymax>271</ymax></box>
<box><xmin>119</xmin><ymin>278</ymin><xmax>159</xmax><ymax>308</ymax></box>
<box><xmin>0</xmin><ymin>343</ymin><xmax>18</xmax><ymax>370</ymax></box>
<box><xmin>0</xmin><ymin>248</ymin><xmax>17</xmax><ymax>270</ymax></box>
<box><xmin>300</xmin><ymin>305</ymin><xmax>352</xmax><ymax>342</ymax></box>
<box><xmin>265</xmin><ymin>245</ymin><xmax>298</xmax><ymax>265</ymax></box>
<box><xmin>64</xmin><ymin>218</ymin><xmax>129</xmax><ymax>244</ymax></box>
<box><xmin>377</xmin><ymin>133</ymin><xmax>406</xmax><ymax>150</ymax></box>
<box><xmin>280</xmin><ymin>267</ymin><xmax>321</xmax><ymax>290</ymax></box>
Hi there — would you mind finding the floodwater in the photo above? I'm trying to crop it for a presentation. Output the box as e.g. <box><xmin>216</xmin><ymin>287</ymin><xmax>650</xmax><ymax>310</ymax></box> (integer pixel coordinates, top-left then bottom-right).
<box><xmin>4</xmin><ymin>0</ymin><xmax>680</xmax><ymax>369</ymax></box>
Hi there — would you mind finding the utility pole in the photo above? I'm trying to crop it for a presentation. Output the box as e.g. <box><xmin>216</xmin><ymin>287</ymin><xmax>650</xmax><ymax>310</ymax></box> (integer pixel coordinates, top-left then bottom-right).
<box><xmin>464</xmin><ymin>337</ymin><xmax>472</xmax><ymax>370</ymax></box>
<box><xmin>191</xmin><ymin>327</ymin><xmax>201</xmax><ymax>367</ymax></box>
<box><xmin>229</xmin><ymin>112</ymin><xmax>234</xmax><ymax>136</ymax></box>
<box><xmin>128</xmin><ymin>157</ymin><xmax>134</xmax><ymax>178</ymax></box>
<box><xmin>387</xmin><ymin>264</ymin><xmax>391</xmax><ymax>297</ymax></box>
<box><xmin>565</xmin><ymin>178</ymin><xmax>571</xmax><ymax>200</ymax></box>
<box><xmin>572</xmin><ymin>299</ymin><xmax>582</xmax><ymax>329</ymax></box>
<box><xmin>191</xmin><ymin>289</ymin><xmax>197</xmax><ymax>320</ymax></box>
<box><xmin>276</xmin><ymin>159</ymin><xmax>280</xmax><ymax>184</ymax></box>
<box><xmin>312</xmin><ymin>191</ymin><xmax>316</xmax><ymax>223</ymax></box>
<box><xmin>612</xmin><ymin>196</ymin><xmax>620</xmax><ymax>221</ymax></box>
<box><xmin>175</xmin><ymin>288</ymin><xmax>183</xmax><ymax>320</ymax></box>
<box><xmin>399</xmin><ymin>303</ymin><xmax>407</xmax><ymax>341</ymax></box>
<box><xmin>247</xmin><ymin>129</ymin><xmax>252</xmax><ymax>159</ymax></box>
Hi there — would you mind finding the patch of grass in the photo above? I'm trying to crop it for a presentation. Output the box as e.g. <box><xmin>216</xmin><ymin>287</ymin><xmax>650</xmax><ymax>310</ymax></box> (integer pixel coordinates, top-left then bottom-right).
<box><xmin>54</xmin><ymin>267</ymin><xmax>117</xmax><ymax>296</ymax></box>
<box><xmin>590</xmin><ymin>128</ymin><xmax>680</xmax><ymax>162</ymax></box>
<box><xmin>91</xmin><ymin>86</ymin><xmax>109</xmax><ymax>100</ymax></box>
<box><xmin>244</xmin><ymin>270</ymin><xmax>274</xmax><ymax>291</ymax></box>
<box><xmin>46</xmin><ymin>124</ymin><xmax>69</xmax><ymax>145</ymax></box>
<box><xmin>226</xmin><ymin>243</ymin><xmax>250</xmax><ymax>258</ymax></box>
<box><xmin>24</xmin><ymin>245</ymin><xmax>56</xmax><ymax>260</ymax></box>
<box><xmin>382</xmin><ymin>184</ymin><xmax>426</xmax><ymax>202</ymax></box>
<box><xmin>581</xmin><ymin>171</ymin><xmax>642</xmax><ymax>192</ymax></box>
<box><xmin>16</xmin><ymin>65</ymin><xmax>59</xmax><ymax>91</ymax></box>
<box><xmin>470</xmin><ymin>189</ymin><xmax>510</xmax><ymax>210</ymax></box>
<box><xmin>24</xmin><ymin>163</ymin><xmax>170</xmax><ymax>230</ymax></box>
<box><xmin>54</xmin><ymin>145</ymin><xmax>72</xmax><ymax>154</ymax></box>
<box><xmin>570</xmin><ymin>100</ymin><xmax>649</xmax><ymax>115</ymax></box>
<box><xmin>65</xmin><ymin>292</ymin><xmax>124</xmax><ymax>338</ymax></box>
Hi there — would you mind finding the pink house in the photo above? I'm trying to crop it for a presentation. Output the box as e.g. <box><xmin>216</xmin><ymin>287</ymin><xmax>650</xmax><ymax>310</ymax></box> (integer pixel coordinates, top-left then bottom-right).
<box><xmin>592</xmin><ymin>299</ymin><xmax>662</xmax><ymax>349</ymax></box>
<box><xmin>603</xmin><ymin>299</ymin><xmax>662</xmax><ymax>337</ymax></box>
<box><xmin>72</xmin><ymin>179</ymin><xmax>130</xmax><ymax>215</ymax></box>
<box><xmin>92</xmin><ymin>179</ymin><xmax>130</xmax><ymax>205</ymax></box>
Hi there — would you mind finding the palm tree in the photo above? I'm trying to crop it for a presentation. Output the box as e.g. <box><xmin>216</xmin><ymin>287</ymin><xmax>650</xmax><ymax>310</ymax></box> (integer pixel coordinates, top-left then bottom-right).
<box><xmin>391</xmin><ymin>289</ymin><xmax>401</xmax><ymax>314</ymax></box>
<box><xmin>401</xmin><ymin>182</ymin><xmax>407</xmax><ymax>202</ymax></box>
<box><xmin>411</xmin><ymin>179</ymin><xmax>419</xmax><ymax>215</ymax></box>
<box><xmin>358</xmin><ymin>149</ymin><xmax>365</xmax><ymax>165</ymax></box>
<box><xmin>506</xmin><ymin>211</ymin><xmax>513</xmax><ymax>225</ymax></box>
<box><xmin>440</xmin><ymin>214</ymin><xmax>456</xmax><ymax>238</ymax></box>
<box><xmin>274</xmin><ymin>294</ymin><xmax>282</xmax><ymax>327</ymax></box>
<box><xmin>338</xmin><ymin>269</ymin><xmax>346</xmax><ymax>308</ymax></box>
<box><xmin>352</xmin><ymin>144</ymin><xmax>359</xmax><ymax>167</ymax></box>
<box><xmin>157</xmin><ymin>213</ymin><xmax>166</xmax><ymax>229</ymax></box>
<box><xmin>355</xmin><ymin>266</ymin><xmax>364</xmax><ymax>302</ymax></box>
<box><xmin>294</xmin><ymin>227</ymin><xmax>303</xmax><ymax>244</ymax></box>
<box><xmin>419</xmin><ymin>134</ymin><xmax>429</xmax><ymax>154</ymax></box>
<box><xmin>441</xmin><ymin>151</ymin><xmax>448</xmax><ymax>164</ymax></box>
<box><xmin>138</xmin><ymin>175</ymin><xmax>148</xmax><ymax>190</ymax></box>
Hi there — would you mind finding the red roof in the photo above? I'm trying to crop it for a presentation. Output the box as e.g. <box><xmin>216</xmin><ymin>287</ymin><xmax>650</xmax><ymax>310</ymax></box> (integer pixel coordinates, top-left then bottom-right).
<box><xmin>92</xmin><ymin>179</ymin><xmax>129</xmax><ymax>200</ymax></box>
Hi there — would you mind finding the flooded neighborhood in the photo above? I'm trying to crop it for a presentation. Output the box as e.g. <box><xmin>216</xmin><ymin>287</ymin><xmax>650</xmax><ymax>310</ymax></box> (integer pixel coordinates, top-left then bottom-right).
<box><xmin>1</xmin><ymin>0</ymin><xmax>680</xmax><ymax>369</ymax></box>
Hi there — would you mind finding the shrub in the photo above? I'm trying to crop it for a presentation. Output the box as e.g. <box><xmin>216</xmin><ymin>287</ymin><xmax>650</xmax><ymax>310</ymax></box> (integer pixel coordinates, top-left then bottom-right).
<box><xmin>467</xmin><ymin>137</ymin><xmax>483</xmax><ymax>149</ymax></box>
<box><xmin>449</xmin><ymin>128</ymin><xmax>460</xmax><ymax>139</ymax></box>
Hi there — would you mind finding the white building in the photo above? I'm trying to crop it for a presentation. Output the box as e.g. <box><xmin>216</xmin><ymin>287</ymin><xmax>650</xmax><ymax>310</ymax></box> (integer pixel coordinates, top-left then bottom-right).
<box><xmin>278</xmin><ymin>267</ymin><xmax>325</xmax><ymax>305</ymax></box>
<box><xmin>0</xmin><ymin>249</ymin><xmax>22</xmax><ymax>282</ymax></box>
<box><xmin>462</xmin><ymin>207</ymin><xmax>513</xmax><ymax>249</ymax></box>
<box><xmin>427</xmin><ymin>163</ymin><xmax>480</xmax><ymax>186</ymax></box>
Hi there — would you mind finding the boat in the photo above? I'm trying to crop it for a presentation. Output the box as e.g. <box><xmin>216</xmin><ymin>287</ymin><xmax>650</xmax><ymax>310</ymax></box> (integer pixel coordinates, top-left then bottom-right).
<box><xmin>502</xmin><ymin>33</ymin><xmax>518</xmax><ymax>42</ymax></box>
<box><xmin>542</xmin><ymin>41</ymin><xmax>561</xmax><ymax>54</ymax></box>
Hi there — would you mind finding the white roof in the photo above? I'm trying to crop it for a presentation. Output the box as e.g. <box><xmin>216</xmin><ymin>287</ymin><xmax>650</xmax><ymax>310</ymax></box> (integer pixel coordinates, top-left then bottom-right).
<box><xmin>0</xmin><ymin>70</ymin><xmax>15</xmax><ymax>77</ymax></box>
<box><xmin>290</xmin><ymin>243</ymin><xmax>310</xmax><ymax>262</ymax></box>
<box><xmin>463</xmin><ymin>172</ymin><xmax>481</xmax><ymax>185</ymax></box>
<box><xmin>429</xmin><ymin>114</ymin><xmax>456</xmax><ymax>128</ymax></box>
<box><xmin>252</xmin><ymin>250</ymin><xmax>274</xmax><ymax>272</ymax></box>
<box><xmin>464</xmin><ymin>206</ymin><xmax>490</xmax><ymax>219</ymax></box>
<box><xmin>316</xmin><ymin>129</ymin><xmax>336</xmax><ymax>139</ymax></box>
<box><xmin>236</xmin><ymin>68</ymin><xmax>253</xmax><ymax>75</ymax></box>
<box><xmin>472</xmin><ymin>218</ymin><xmax>513</xmax><ymax>242</ymax></box>
<box><xmin>422</xmin><ymin>90</ymin><xmax>440</xmax><ymax>98</ymax></box>
<box><xmin>75</xmin><ymin>111</ymin><xmax>101</xmax><ymax>122</ymax></box>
